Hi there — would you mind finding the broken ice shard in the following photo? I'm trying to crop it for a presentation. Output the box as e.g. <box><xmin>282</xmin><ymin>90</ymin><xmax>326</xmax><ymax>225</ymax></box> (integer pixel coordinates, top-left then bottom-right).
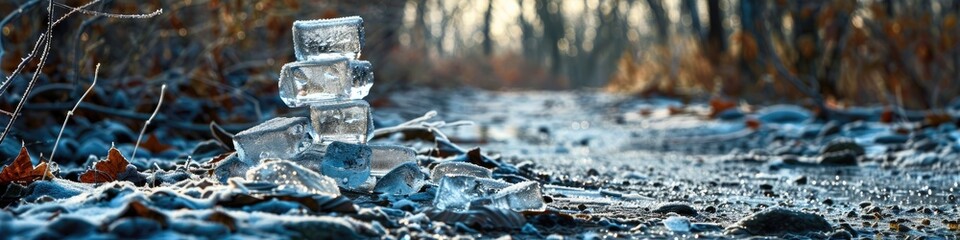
<box><xmin>310</xmin><ymin>100</ymin><xmax>374</xmax><ymax>144</ymax></box>
<box><xmin>321</xmin><ymin>141</ymin><xmax>371</xmax><ymax>188</ymax></box>
<box><xmin>370</xmin><ymin>144</ymin><xmax>417</xmax><ymax>176</ymax></box>
<box><xmin>233</xmin><ymin>117</ymin><xmax>315</xmax><ymax>164</ymax></box>
<box><xmin>490</xmin><ymin>181</ymin><xmax>546</xmax><ymax>211</ymax></box>
<box><xmin>430</xmin><ymin>161</ymin><xmax>491</xmax><ymax>180</ymax></box>
<box><xmin>245</xmin><ymin>159</ymin><xmax>340</xmax><ymax>196</ymax></box>
<box><xmin>292</xmin><ymin>16</ymin><xmax>364</xmax><ymax>60</ymax></box>
<box><xmin>278</xmin><ymin>57</ymin><xmax>374</xmax><ymax>107</ymax></box>
<box><xmin>433</xmin><ymin>175</ymin><xmax>511</xmax><ymax>211</ymax></box>
<box><xmin>373</xmin><ymin>162</ymin><xmax>428</xmax><ymax>195</ymax></box>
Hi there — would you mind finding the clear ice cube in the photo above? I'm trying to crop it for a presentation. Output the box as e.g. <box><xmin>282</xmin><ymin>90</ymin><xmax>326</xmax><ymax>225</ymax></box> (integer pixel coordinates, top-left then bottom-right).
<box><xmin>278</xmin><ymin>57</ymin><xmax>373</xmax><ymax>107</ymax></box>
<box><xmin>430</xmin><ymin>162</ymin><xmax>491</xmax><ymax>180</ymax></box>
<box><xmin>372</xmin><ymin>162</ymin><xmax>428</xmax><ymax>195</ymax></box>
<box><xmin>321</xmin><ymin>141</ymin><xmax>372</xmax><ymax>188</ymax></box>
<box><xmin>309</xmin><ymin>100</ymin><xmax>374</xmax><ymax>144</ymax></box>
<box><xmin>290</xmin><ymin>144</ymin><xmax>326</xmax><ymax>172</ymax></box>
<box><xmin>432</xmin><ymin>175</ymin><xmax>511</xmax><ymax>211</ymax></box>
<box><xmin>245</xmin><ymin>159</ymin><xmax>340</xmax><ymax>196</ymax></box>
<box><xmin>490</xmin><ymin>181</ymin><xmax>546</xmax><ymax>211</ymax></box>
<box><xmin>369</xmin><ymin>144</ymin><xmax>417</xmax><ymax>176</ymax></box>
<box><xmin>292</xmin><ymin>16</ymin><xmax>364</xmax><ymax>60</ymax></box>
<box><xmin>233</xmin><ymin>117</ymin><xmax>315</xmax><ymax>165</ymax></box>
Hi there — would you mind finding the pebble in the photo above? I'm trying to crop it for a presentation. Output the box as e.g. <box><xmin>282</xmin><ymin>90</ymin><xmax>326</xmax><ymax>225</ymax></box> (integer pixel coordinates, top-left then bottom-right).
<box><xmin>652</xmin><ymin>202</ymin><xmax>698</xmax><ymax>216</ymax></box>
<box><xmin>726</xmin><ymin>207</ymin><xmax>832</xmax><ymax>235</ymax></box>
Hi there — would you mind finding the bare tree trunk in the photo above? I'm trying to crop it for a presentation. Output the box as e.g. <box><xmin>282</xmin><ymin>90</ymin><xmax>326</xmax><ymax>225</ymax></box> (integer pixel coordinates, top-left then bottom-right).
<box><xmin>682</xmin><ymin>0</ymin><xmax>702</xmax><ymax>41</ymax></box>
<box><xmin>705</xmin><ymin>0</ymin><xmax>725</xmax><ymax>63</ymax></box>
<box><xmin>482</xmin><ymin>0</ymin><xmax>493</xmax><ymax>56</ymax></box>
<box><xmin>791</xmin><ymin>1</ymin><xmax>821</xmax><ymax>84</ymax></box>
<box><xmin>536</xmin><ymin>0</ymin><xmax>565</xmax><ymax>78</ymax></box>
<box><xmin>645</xmin><ymin>0</ymin><xmax>669</xmax><ymax>45</ymax></box>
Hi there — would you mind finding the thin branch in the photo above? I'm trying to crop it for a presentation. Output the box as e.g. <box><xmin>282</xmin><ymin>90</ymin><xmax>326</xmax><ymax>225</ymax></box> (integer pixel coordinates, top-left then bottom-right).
<box><xmin>131</xmin><ymin>84</ymin><xmax>166</xmax><ymax>160</ymax></box>
<box><xmin>52</xmin><ymin>1</ymin><xmax>162</xmax><ymax>19</ymax></box>
<box><xmin>0</xmin><ymin>0</ymin><xmax>55</xmax><ymax>145</ymax></box>
<box><xmin>49</xmin><ymin>63</ymin><xmax>98</xmax><ymax>165</ymax></box>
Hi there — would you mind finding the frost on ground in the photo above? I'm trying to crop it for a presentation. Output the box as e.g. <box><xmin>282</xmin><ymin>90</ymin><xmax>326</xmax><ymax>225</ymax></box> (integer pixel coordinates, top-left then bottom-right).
<box><xmin>2</xmin><ymin>89</ymin><xmax>960</xmax><ymax>239</ymax></box>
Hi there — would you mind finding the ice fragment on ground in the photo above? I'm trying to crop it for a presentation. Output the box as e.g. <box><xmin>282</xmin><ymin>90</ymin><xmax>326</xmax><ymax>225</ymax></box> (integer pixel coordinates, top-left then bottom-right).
<box><xmin>310</xmin><ymin>100</ymin><xmax>374</xmax><ymax>144</ymax></box>
<box><xmin>321</xmin><ymin>141</ymin><xmax>371</xmax><ymax>188</ymax></box>
<box><xmin>292</xmin><ymin>16</ymin><xmax>364</xmax><ymax>60</ymax></box>
<box><xmin>663</xmin><ymin>216</ymin><xmax>691</xmax><ymax>232</ymax></box>
<box><xmin>278</xmin><ymin>57</ymin><xmax>373</xmax><ymax>107</ymax></box>
<box><xmin>430</xmin><ymin>161</ymin><xmax>491</xmax><ymax>180</ymax></box>
<box><xmin>490</xmin><ymin>181</ymin><xmax>545</xmax><ymax>211</ymax></box>
<box><xmin>756</xmin><ymin>105</ymin><xmax>812</xmax><ymax>123</ymax></box>
<box><xmin>369</xmin><ymin>144</ymin><xmax>417</xmax><ymax>176</ymax></box>
<box><xmin>213</xmin><ymin>153</ymin><xmax>250</xmax><ymax>183</ymax></box>
<box><xmin>245</xmin><ymin>159</ymin><xmax>340</xmax><ymax>196</ymax></box>
<box><xmin>432</xmin><ymin>175</ymin><xmax>511</xmax><ymax>211</ymax></box>
<box><xmin>233</xmin><ymin>117</ymin><xmax>315</xmax><ymax>165</ymax></box>
<box><xmin>372</xmin><ymin>162</ymin><xmax>428</xmax><ymax>195</ymax></box>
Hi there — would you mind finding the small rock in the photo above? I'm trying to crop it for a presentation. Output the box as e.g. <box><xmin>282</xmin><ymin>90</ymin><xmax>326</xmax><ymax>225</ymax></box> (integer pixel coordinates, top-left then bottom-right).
<box><xmin>691</xmin><ymin>223</ymin><xmax>724</xmax><ymax>233</ymax></box>
<box><xmin>46</xmin><ymin>216</ymin><xmax>96</xmax><ymax>237</ymax></box>
<box><xmin>791</xmin><ymin>175</ymin><xmax>808</xmax><ymax>185</ymax></box>
<box><xmin>652</xmin><ymin>202</ymin><xmax>698</xmax><ymax>216</ymax></box>
<box><xmin>874</xmin><ymin>134</ymin><xmax>909</xmax><ymax>144</ymax></box>
<box><xmin>109</xmin><ymin>217</ymin><xmax>162</xmax><ymax>238</ymax></box>
<box><xmin>726</xmin><ymin>207</ymin><xmax>832</xmax><ymax>236</ymax></box>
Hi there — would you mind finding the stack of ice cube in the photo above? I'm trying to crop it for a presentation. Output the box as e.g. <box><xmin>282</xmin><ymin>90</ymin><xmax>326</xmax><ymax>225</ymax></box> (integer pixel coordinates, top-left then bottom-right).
<box><xmin>232</xmin><ymin>16</ymin><xmax>378</xmax><ymax>189</ymax></box>
<box><xmin>282</xmin><ymin>16</ymin><xmax>375</xmax><ymax>144</ymax></box>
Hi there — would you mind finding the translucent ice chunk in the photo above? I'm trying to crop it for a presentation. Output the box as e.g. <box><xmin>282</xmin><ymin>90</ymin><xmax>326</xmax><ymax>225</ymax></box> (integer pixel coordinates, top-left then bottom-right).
<box><xmin>245</xmin><ymin>159</ymin><xmax>340</xmax><ymax>196</ymax></box>
<box><xmin>490</xmin><ymin>181</ymin><xmax>546</xmax><ymax>211</ymax></box>
<box><xmin>663</xmin><ymin>216</ymin><xmax>691</xmax><ymax>232</ymax></box>
<box><xmin>321</xmin><ymin>141</ymin><xmax>371</xmax><ymax>188</ymax></box>
<box><xmin>309</xmin><ymin>100</ymin><xmax>374</xmax><ymax>144</ymax></box>
<box><xmin>233</xmin><ymin>117</ymin><xmax>315</xmax><ymax>165</ymax></box>
<box><xmin>369</xmin><ymin>144</ymin><xmax>417</xmax><ymax>176</ymax></box>
<box><xmin>278</xmin><ymin>57</ymin><xmax>374</xmax><ymax>107</ymax></box>
<box><xmin>433</xmin><ymin>175</ymin><xmax>511</xmax><ymax>211</ymax></box>
<box><xmin>292</xmin><ymin>16</ymin><xmax>364</xmax><ymax>60</ymax></box>
<box><xmin>290</xmin><ymin>144</ymin><xmax>327</xmax><ymax>172</ymax></box>
<box><xmin>430</xmin><ymin>162</ymin><xmax>491</xmax><ymax>180</ymax></box>
<box><xmin>372</xmin><ymin>162</ymin><xmax>428</xmax><ymax>195</ymax></box>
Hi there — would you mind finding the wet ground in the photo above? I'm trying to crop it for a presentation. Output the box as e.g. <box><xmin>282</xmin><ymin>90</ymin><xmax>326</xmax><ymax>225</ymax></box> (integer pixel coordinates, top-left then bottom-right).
<box><xmin>3</xmin><ymin>89</ymin><xmax>960</xmax><ymax>239</ymax></box>
<box><xmin>375</xmin><ymin>89</ymin><xmax>960</xmax><ymax>238</ymax></box>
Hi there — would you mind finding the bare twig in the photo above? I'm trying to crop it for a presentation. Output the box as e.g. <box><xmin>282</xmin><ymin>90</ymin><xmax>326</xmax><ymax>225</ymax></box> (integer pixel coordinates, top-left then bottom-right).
<box><xmin>51</xmin><ymin>1</ymin><xmax>162</xmax><ymax>20</ymax></box>
<box><xmin>0</xmin><ymin>0</ymin><xmax>163</xmax><ymax>145</ymax></box>
<box><xmin>48</xmin><ymin>63</ymin><xmax>99</xmax><ymax>165</ymax></box>
<box><xmin>0</xmin><ymin>0</ymin><xmax>55</xmax><ymax>146</ymax></box>
<box><xmin>132</xmin><ymin>84</ymin><xmax>166</xmax><ymax>160</ymax></box>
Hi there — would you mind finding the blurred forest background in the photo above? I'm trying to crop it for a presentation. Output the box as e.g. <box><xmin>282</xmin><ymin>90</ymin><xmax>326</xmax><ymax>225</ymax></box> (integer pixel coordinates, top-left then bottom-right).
<box><xmin>0</xmin><ymin>0</ymin><xmax>958</xmax><ymax>141</ymax></box>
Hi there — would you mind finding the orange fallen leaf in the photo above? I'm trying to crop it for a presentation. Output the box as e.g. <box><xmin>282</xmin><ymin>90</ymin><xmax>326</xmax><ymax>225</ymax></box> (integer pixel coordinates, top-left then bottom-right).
<box><xmin>141</xmin><ymin>134</ymin><xmax>172</xmax><ymax>153</ymax></box>
<box><xmin>0</xmin><ymin>146</ymin><xmax>54</xmax><ymax>185</ymax></box>
<box><xmin>880</xmin><ymin>108</ymin><xmax>894</xmax><ymax>123</ymax></box>
<box><xmin>923</xmin><ymin>113</ymin><xmax>953</xmax><ymax>128</ymax></box>
<box><xmin>668</xmin><ymin>106</ymin><xmax>685</xmax><ymax>115</ymax></box>
<box><xmin>709</xmin><ymin>97</ymin><xmax>737</xmax><ymax>118</ymax></box>
<box><xmin>79</xmin><ymin>147</ymin><xmax>131</xmax><ymax>183</ymax></box>
<box><xmin>745</xmin><ymin>118</ymin><xmax>762</xmax><ymax>130</ymax></box>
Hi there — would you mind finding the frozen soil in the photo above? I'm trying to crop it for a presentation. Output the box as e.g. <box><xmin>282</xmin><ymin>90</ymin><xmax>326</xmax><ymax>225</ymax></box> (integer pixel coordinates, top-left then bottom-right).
<box><xmin>3</xmin><ymin>89</ymin><xmax>960</xmax><ymax>239</ymax></box>
<box><xmin>378</xmin><ymin>89</ymin><xmax>960</xmax><ymax>238</ymax></box>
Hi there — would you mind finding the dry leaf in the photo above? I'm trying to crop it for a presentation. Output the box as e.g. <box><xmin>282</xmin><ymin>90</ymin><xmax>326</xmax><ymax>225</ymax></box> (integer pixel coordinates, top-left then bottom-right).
<box><xmin>0</xmin><ymin>146</ymin><xmax>54</xmax><ymax>185</ymax></box>
<box><xmin>141</xmin><ymin>134</ymin><xmax>173</xmax><ymax>153</ymax></box>
<box><xmin>206</xmin><ymin>211</ymin><xmax>237</xmax><ymax>232</ymax></box>
<box><xmin>113</xmin><ymin>201</ymin><xmax>169</xmax><ymax>227</ymax></box>
<box><xmin>709</xmin><ymin>97</ymin><xmax>737</xmax><ymax>118</ymax></box>
<box><xmin>745</xmin><ymin>118</ymin><xmax>762</xmax><ymax>130</ymax></box>
<box><xmin>79</xmin><ymin>147</ymin><xmax>131</xmax><ymax>183</ymax></box>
